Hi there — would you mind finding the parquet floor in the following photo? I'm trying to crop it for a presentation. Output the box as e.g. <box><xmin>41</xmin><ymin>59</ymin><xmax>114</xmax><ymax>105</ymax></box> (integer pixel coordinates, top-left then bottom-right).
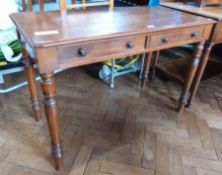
<box><xmin>1</xmin><ymin>53</ymin><xmax>222</xmax><ymax>175</ymax></box>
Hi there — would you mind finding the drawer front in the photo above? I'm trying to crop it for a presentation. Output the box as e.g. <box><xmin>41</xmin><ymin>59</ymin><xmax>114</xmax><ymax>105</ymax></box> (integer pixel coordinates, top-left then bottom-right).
<box><xmin>57</xmin><ymin>35</ymin><xmax>146</xmax><ymax>66</ymax></box>
<box><xmin>147</xmin><ymin>26</ymin><xmax>205</xmax><ymax>49</ymax></box>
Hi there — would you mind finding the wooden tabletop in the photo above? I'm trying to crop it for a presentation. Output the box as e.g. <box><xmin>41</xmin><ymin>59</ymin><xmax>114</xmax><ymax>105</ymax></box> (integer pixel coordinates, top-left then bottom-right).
<box><xmin>10</xmin><ymin>6</ymin><xmax>215</xmax><ymax>48</ymax></box>
<box><xmin>160</xmin><ymin>2</ymin><xmax>222</xmax><ymax>20</ymax></box>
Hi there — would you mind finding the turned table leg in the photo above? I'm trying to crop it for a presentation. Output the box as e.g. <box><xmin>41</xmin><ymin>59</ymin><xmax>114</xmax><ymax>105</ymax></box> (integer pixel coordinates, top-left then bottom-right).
<box><xmin>150</xmin><ymin>51</ymin><xmax>160</xmax><ymax>81</ymax></box>
<box><xmin>21</xmin><ymin>48</ymin><xmax>41</xmax><ymax>121</ymax></box>
<box><xmin>41</xmin><ymin>73</ymin><xmax>63</xmax><ymax>170</ymax></box>
<box><xmin>141</xmin><ymin>53</ymin><xmax>152</xmax><ymax>88</ymax></box>
<box><xmin>178</xmin><ymin>41</ymin><xmax>205</xmax><ymax>112</ymax></box>
<box><xmin>187</xmin><ymin>43</ymin><xmax>213</xmax><ymax>107</ymax></box>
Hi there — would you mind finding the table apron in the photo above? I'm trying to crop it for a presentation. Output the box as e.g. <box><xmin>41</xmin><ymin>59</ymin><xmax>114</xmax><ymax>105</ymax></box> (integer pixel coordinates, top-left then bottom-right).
<box><xmin>35</xmin><ymin>24</ymin><xmax>212</xmax><ymax>74</ymax></box>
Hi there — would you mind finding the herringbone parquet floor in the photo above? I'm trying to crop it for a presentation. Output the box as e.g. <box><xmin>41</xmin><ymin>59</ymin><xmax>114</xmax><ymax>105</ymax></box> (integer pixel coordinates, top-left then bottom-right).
<box><xmin>1</xmin><ymin>53</ymin><xmax>222</xmax><ymax>175</ymax></box>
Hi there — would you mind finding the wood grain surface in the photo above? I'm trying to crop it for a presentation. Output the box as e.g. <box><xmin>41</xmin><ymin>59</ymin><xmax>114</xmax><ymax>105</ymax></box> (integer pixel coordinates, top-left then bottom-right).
<box><xmin>10</xmin><ymin>6</ymin><xmax>215</xmax><ymax>47</ymax></box>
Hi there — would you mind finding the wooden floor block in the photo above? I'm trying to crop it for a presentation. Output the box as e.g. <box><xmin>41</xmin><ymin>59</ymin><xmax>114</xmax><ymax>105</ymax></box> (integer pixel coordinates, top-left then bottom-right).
<box><xmin>99</xmin><ymin>160</ymin><xmax>154</xmax><ymax>175</ymax></box>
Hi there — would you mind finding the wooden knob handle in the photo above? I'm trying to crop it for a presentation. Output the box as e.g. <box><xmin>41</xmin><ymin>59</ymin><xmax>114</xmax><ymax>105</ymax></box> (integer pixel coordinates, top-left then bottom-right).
<box><xmin>77</xmin><ymin>48</ymin><xmax>87</xmax><ymax>57</ymax></box>
<box><xmin>191</xmin><ymin>32</ymin><xmax>197</xmax><ymax>38</ymax></box>
<box><xmin>126</xmin><ymin>42</ymin><xmax>134</xmax><ymax>49</ymax></box>
<box><xmin>161</xmin><ymin>38</ymin><xmax>169</xmax><ymax>44</ymax></box>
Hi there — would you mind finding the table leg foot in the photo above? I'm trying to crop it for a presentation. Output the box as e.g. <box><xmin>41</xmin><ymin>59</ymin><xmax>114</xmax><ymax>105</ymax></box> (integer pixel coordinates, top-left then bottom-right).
<box><xmin>185</xmin><ymin>103</ymin><xmax>191</xmax><ymax>108</ymax></box>
<box><xmin>41</xmin><ymin>73</ymin><xmax>63</xmax><ymax>170</ymax></box>
<box><xmin>178</xmin><ymin>92</ymin><xmax>189</xmax><ymax>112</ymax></box>
<box><xmin>52</xmin><ymin>143</ymin><xmax>63</xmax><ymax>170</ymax></box>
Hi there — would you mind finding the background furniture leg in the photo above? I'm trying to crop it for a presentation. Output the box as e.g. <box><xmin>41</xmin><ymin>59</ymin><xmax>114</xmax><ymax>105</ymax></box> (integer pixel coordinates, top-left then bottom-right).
<box><xmin>139</xmin><ymin>53</ymin><xmax>146</xmax><ymax>80</ymax></box>
<box><xmin>21</xmin><ymin>48</ymin><xmax>41</xmax><ymax>121</ymax></box>
<box><xmin>110</xmin><ymin>59</ymin><xmax>115</xmax><ymax>88</ymax></box>
<box><xmin>187</xmin><ymin>43</ymin><xmax>213</xmax><ymax>107</ymax></box>
<box><xmin>150</xmin><ymin>51</ymin><xmax>160</xmax><ymax>81</ymax></box>
<box><xmin>41</xmin><ymin>73</ymin><xmax>63</xmax><ymax>170</ymax></box>
<box><xmin>141</xmin><ymin>53</ymin><xmax>152</xmax><ymax>88</ymax></box>
<box><xmin>178</xmin><ymin>41</ymin><xmax>205</xmax><ymax>112</ymax></box>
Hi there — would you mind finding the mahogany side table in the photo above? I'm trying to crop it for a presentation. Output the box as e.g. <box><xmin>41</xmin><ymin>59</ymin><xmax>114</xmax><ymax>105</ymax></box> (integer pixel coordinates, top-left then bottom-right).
<box><xmin>10</xmin><ymin>6</ymin><xmax>215</xmax><ymax>170</ymax></box>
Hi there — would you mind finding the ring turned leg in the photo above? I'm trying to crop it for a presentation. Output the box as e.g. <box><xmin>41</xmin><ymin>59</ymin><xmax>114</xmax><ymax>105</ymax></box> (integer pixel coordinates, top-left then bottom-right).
<box><xmin>178</xmin><ymin>41</ymin><xmax>205</xmax><ymax>112</ymax></box>
<box><xmin>21</xmin><ymin>48</ymin><xmax>41</xmax><ymax>121</ymax></box>
<box><xmin>187</xmin><ymin>43</ymin><xmax>213</xmax><ymax>107</ymax></box>
<box><xmin>41</xmin><ymin>73</ymin><xmax>63</xmax><ymax>170</ymax></box>
<box><xmin>150</xmin><ymin>51</ymin><xmax>160</xmax><ymax>81</ymax></box>
<box><xmin>141</xmin><ymin>53</ymin><xmax>152</xmax><ymax>88</ymax></box>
